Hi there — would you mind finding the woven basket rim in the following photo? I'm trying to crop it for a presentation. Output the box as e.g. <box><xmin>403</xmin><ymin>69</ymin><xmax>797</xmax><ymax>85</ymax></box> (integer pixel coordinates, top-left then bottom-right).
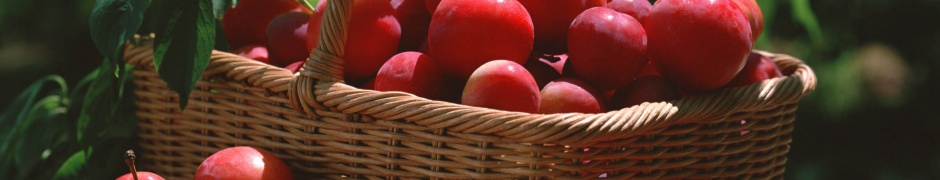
<box><xmin>282</xmin><ymin>0</ymin><xmax>816</xmax><ymax>145</ymax></box>
<box><xmin>122</xmin><ymin>35</ymin><xmax>815</xmax><ymax>146</ymax></box>
<box><xmin>123</xmin><ymin>1</ymin><xmax>814</xmax><ymax>178</ymax></box>
<box><xmin>299</xmin><ymin>51</ymin><xmax>815</xmax><ymax>145</ymax></box>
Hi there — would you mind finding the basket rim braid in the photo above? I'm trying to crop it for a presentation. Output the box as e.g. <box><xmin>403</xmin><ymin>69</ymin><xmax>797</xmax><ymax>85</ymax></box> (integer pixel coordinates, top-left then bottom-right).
<box><xmin>124</xmin><ymin>37</ymin><xmax>814</xmax><ymax>146</ymax></box>
<box><xmin>122</xmin><ymin>0</ymin><xmax>816</xmax><ymax>178</ymax></box>
<box><xmin>287</xmin><ymin>0</ymin><xmax>816</xmax><ymax>146</ymax></box>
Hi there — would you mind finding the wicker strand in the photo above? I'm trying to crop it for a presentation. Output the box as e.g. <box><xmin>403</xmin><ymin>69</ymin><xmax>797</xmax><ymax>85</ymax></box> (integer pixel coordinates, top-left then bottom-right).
<box><xmin>123</xmin><ymin>2</ymin><xmax>814</xmax><ymax>177</ymax></box>
<box><xmin>122</xmin><ymin>33</ymin><xmax>816</xmax><ymax>145</ymax></box>
<box><xmin>272</xmin><ymin>0</ymin><xmax>819</xmax><ymax>145</ymax></box>
<box><xmin>125</xmin><ymin>46</ymin><xmax>810</xmax><ymax>179</ymax></box>
<box><xmin>299</xmin><ymin>0</ymin><xmax>352</xmax><ymax>81</ymax></box>
<box><xmin>122</xmin><ymin>35</ymin><xmax>293</xmax><ymax>94</ymax></box>
<box><xmin>290</xmin><ymin>0</ymin><xmax>353</xmax><ymax>115</ymax></box>
<box><xmin>300</xmin><ymin>55</ymin><xmax>815</xmax><ymax>145</ymax></box>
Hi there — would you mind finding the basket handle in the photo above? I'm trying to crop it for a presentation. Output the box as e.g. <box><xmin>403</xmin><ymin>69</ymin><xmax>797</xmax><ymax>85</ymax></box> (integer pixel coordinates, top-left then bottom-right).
<box><xmin>290</xmin><ymin>0</ymin><xmax>353</xmax><ymax>114</ymax></box>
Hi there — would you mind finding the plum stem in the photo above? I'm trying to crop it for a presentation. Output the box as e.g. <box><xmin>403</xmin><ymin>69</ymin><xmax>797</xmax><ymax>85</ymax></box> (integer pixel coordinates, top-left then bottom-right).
<box><xmin>124</xmin><ymin>150</ymin><xmax>138</xmax><ymax>180</ymax></box>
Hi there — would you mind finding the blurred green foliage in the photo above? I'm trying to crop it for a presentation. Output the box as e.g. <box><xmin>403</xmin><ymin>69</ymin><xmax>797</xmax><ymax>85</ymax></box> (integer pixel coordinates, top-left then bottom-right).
<box><xmin>0</xmin><ymin>64</ymin><xmax>138</xmax><ymax>179</ymax></box>
<box><xmin>756</xmin><ymin>0</ymin><xmax>940</xmax><ymax>179</ymax></box>
<box><xmin>1</xmin><ymin>0</ymin><xmax>939</xmax><ymax>179</ymax></box>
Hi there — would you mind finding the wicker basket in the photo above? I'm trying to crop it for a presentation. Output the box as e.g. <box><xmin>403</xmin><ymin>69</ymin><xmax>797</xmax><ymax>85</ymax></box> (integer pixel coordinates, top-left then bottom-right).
<box><xmin>124</xmin><ymin>1</ymin><xmax>816</xmax><ymax>179</ymax></box>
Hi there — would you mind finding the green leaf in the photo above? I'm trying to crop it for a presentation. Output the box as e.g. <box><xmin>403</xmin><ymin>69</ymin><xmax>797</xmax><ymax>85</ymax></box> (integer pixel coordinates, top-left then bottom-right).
<box><xmin>53</xmin><ymin>147</ymin><xmax>91</xmax><ymax>180</ymax></box>
<box><xmin>13</xmin><ymin>95</ymin><xmax>68</xmax><ymax>179</ymax></box>
<box><xmin>136</xmin><ymin>0</ymin><xmax>160</xmax><ymax>36</ymax></box>
<box><xmin>0</xmin><ymin>75</ymin><xmax>67</xmax><ymax>132</ymax></box>
<box><xmin>754</xmin><ymin>0</ymin><xmax>777</xmax><ymax>49</ymax></box>
<box><xmin>76</xmin><ymin>61</ymin><xmax>119</xmax><ymax>144</ymax></box>
<box><xmin>211</xmin><ymin>0</ymin><xmax>231</xmax><ymax>52</ymax></box>
<box><xmin>790</xmin><ymin>0</ymin><xmax>824</xmax><ymax>47</ymax></box>
<box><xmin>65</xmin><ymin>69</ymin><xmax>100</xmax><ymax>149</ymax></box>
<box><xmin>102</xmin><ymin>70</ymin><xmax>140</xmax><ymax>140</ymax></box>
<box><xmin>152</xmin><ymin>0</ymin><xmax>215</xmax><ymax>110</ymax></box>
<box><xmin>89</xmin><ymin>0</ymin><xmax>150</xmax><ymax>75</ymax></box>
<box><xmin>211</xmin><ymin>0</ymin><xmax>232</xmax><ymax>19</ymax></box>
<box><xmin>214</xmin><ymin>18</ymin><xmax>231</xmax><ymax>52</ymax></box>
<box><xmin>57</xmin><ymin>64</ymin><xmax>138</xmax><ymax>180</ymax></box>
<box><xmin>0</xmin><ymin>63</ymin><xmax>137</xmax><ymax>180</ymax></box>
<box><xmin>50</xmin><ymin>143</ymin><xmax>132</xmax><ymax>180</ymax></box>
<box><xmin>75</xmin><ymin>62</ymin><xmax>137</xmax><ymax>142</ymax></box>
<box><xmin>55</xmin><ymin>139</ymin><xmax>138</xmax><ymax>180</ymax></box>
<box><xmin>0</xmin><ymin>76</ymin><xmax>67</xmax><ymax>156</ymax></box>
<box><xmin>51</xmin><ymin>63</ymin><xmax>138</xmax><ymax>180</ymax></box>
<box><xmin>0</xmin><ymin>75</ymin><xmax>68</xmax><ymax>179</ymax></box>
<box><xmin>818</xmin><ymin>49</ymin><xmax>863</xmax><ymax>119</ymax></box>
<box><xmin>79</xmin><ymin>138</ymin><xmax>138</xmax><ymax>180</ymax></box>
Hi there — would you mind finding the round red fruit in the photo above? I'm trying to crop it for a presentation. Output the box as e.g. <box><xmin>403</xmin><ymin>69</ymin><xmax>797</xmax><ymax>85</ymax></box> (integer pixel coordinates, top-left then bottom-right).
<box><xmin>608</xmin><ymin>75</ymin><xmax>681</xmax><ymax>110</ymax></box>
<box><xmin>233</xmin><ymin>44</ymin><xmax>270</xmax><ymax>64</ymax></box>
<box><xmin>361</xmin><ymin>78</ymin><xmax>376</xmax><ymax>90</ymax></box>
<box><xmin>222</xmin><ymin>0</ymin><xmax>308</xmax><ymax>49</ymax></box>
<box><xmin>518</xmin><ymin>0</ymin><xmax>607</xmax><ymax>54</ymax></box>
<box><xmin>116</xmin><ymin>172</ymin><xmax>165</xmax><ymax>180</ymax></box>
<box><xmin>645</xmin><ymin>0</ymin><xmax>752</xmax><ymax>92</ymax></box>
<box><xmin>540</xmin><ymin>77</ymin><xmax>606</xmax><ymax>114</ymax></box>
<box><xmin>568</xmin><ymin>7</ymin><xmax>647</xmax><ymax>90</ymax></box>
<box><xmin>284</xmin><ymin>61</ymin><xmax>304</xmax><ymax>73</ymax></box>
<box><xmin>429</xmin><ymin>0</ymin><xmax>534</xmax><ymax>79</ymax></box>
<box><xmin>463</xmin><ymin>60</ymin><xmax>540</xmax><ymax>113</ymax></box>
<box><xmin>308</xmin><ymin>0</ymin><xmax>401</xmax><ymax>84</ymax></box>
<box><xmin>523</xmin><ymin>54</ymin><xmax>563</xmax><ymax>89</ymax></box>
<box><xmin>585</xmin><ymin>0</ymin><xmax>608</xmax><ymax>8</ymax></box>
<box><xmin>424</xmin><ymin>0</ymin><xmax>442</xmax><ymax>13</ymax></box>
<box><xmin>607</xmin><ymin>0</ymin><xmax>652</xmax><ymax>23</ymax></box>
<box><xmin>194</xmin><ymin>146</ymin><xmax>293</xmax><ymax>180</ymax></box>
<box><xmin>266</xmin><ymin>12</ymin><xmax>311</xmax><ymax>67</ymax></box>
<box><xmin>375</xmin><ymin>52</ymin><xmax>448</xmax><ymax>101</ymax></box>
<box><xmin>392</xmin><ymin>0</ymin><xmax>433</xmax><ymax>52</ymax></box>
<box><xmin>732</xmin><ymin>0</ymin><xmax>763</xmax><ymax>44</ymax></box>
<box><xmin>725</xmin><ymin>52</ymin><xmax>782</xmax><ymax>87</ymax></box>
<box><xmin>637</xmin><ymin>61</ymin><xmax>660</xmax><ymax>77</ymax></box>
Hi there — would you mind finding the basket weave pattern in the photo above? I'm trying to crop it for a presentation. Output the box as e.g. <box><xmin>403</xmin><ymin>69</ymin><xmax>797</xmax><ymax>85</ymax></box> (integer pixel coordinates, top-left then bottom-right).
<box><xmin>125</xmin><ymin>1</ymin><xmax>816</xmax><ymax>179</ymax></box>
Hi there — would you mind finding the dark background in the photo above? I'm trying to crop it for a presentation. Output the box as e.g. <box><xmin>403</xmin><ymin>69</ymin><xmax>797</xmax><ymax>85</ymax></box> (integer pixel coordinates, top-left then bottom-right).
<box><xmin>2</xmin><ymin>0</ymin><xmax>938</xmax><ymax>179</ymax></box>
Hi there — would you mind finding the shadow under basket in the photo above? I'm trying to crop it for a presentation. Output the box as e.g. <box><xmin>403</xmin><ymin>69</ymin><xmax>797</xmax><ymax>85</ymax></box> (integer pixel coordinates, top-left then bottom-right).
<box><xmin>124</xmin><ymin>1</ymin><xmax>815</xmax><ymax>179</ymax></box>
